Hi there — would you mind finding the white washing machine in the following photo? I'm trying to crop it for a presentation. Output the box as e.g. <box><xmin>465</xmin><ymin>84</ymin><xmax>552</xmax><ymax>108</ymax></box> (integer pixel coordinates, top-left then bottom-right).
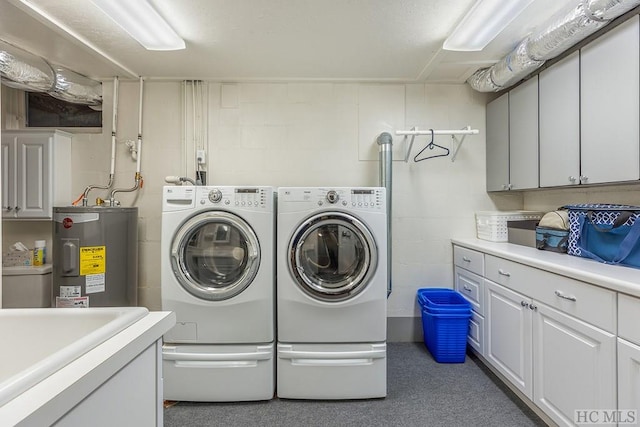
<box><xmin>161</xmin><ymin>185</ymin><xmax>275</xmax><ymax>402</ymax></box>
<box><xmin>276</xmin><ymin>187</ymin><xmax>387</xmax><ymax>399</ymax></box>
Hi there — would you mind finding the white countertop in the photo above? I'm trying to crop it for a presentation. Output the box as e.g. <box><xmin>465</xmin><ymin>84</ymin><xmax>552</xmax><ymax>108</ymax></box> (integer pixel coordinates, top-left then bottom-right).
<box><xmin>452</xmin><ymin>238</ymin><xmax>640</xmax><ymax>298</ymax></box>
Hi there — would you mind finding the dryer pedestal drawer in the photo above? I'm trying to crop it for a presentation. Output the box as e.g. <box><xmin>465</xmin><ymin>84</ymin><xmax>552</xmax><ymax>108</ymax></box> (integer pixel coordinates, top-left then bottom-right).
<box><xmin>276</xmin><ymin>342</ymin><xmax>386</xmax><ymax>399</ymax></box>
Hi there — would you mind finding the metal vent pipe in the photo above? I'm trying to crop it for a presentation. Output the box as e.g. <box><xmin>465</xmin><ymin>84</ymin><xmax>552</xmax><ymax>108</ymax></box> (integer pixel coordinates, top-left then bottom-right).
<box><xmin>377</xmin><ymin>132</ymin><xmax>393</xmax><ymax>298</ymax></box>
<box><xmin>0</xmin><ymin>39</ymin><xmax>102</xmax><ymax>106</ymax></box>
<box><xmin>468</xmin><ymin>0</ymin><xmax>640</xmax><ymax>92</ymax></box>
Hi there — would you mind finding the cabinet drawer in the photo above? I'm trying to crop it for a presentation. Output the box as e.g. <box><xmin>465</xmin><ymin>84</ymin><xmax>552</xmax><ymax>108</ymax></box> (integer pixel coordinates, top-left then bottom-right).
<box><xmin>619</xmin><ymin>293</ymin><xmax>640</xmax><ymax>345</ymax></box>
<box><xmin>467</xmin><ymin>311</ymin><xmax>485</xmax><ymax>357</ymax></box>
<box><xmin>485</xmin><ymin>255</ymin><xmax>616</xmax><ymax>332</ymax></box>
<box><xmin>453</xmin><ymin>246</ymin><xmax>484</xmax><ymax>276</ymax></box>
<box><xmin>454</xmin><ymin>266</ymin><xmax>484</xmax><ymax>315</ymax></box>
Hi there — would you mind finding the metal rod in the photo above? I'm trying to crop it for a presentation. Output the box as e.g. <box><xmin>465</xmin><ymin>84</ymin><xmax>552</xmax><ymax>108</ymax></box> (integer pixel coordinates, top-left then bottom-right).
<box><xmin>377</xmin><ymin>132</ymin><xmax>393</xmax><ymax>298</ymax></box>
<box><xmin>395</xmin><ymin>128</ymin><xmax>479</xmax><ymax>136</ymax></box>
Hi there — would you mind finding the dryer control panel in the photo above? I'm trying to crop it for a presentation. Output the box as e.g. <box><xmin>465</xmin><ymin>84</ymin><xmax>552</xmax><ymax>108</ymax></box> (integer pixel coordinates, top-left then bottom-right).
<box><xmin>279</xmin><ymin>187</ymin><xmax>384</xmax><ymax>210</ymax></box>
<box><xmin>196</xmin><ymin>186</ymin><xmax>272</xmax><ymax>209</ymax></box>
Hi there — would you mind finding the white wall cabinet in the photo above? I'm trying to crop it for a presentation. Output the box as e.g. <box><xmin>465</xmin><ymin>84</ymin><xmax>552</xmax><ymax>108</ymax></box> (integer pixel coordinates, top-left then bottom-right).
<box><xmin>486</xmin><ymin>77</ymin><xmax>539</xmax><ymax>192</ymax></box>
<box><xmin>486</xmin><ymin>93</ymin><xmax>510</xmax><ymax>191</ymax></box>
<box><xmin>1</xmin><ymin>130</ymin><xmax>72</xmax><ymax>219</ymax></box>
<box><xmin>488</xmin><ymin>15</ymin><xmax>640</xmax><ymax>190</ymax></box>
<box><xmin>580</xmin><ymin>16</ymin><xmax>639</xmax><ymax>185</ymax></box>
<box><xmin>539</xmin><ymin>51</ymin><xmax>580</xmax><ymax>187</ymax></box>
<box><xmin>508</xmin><ymin>76</ymin><xmax>538</xmax><ymax>190</ymax></box>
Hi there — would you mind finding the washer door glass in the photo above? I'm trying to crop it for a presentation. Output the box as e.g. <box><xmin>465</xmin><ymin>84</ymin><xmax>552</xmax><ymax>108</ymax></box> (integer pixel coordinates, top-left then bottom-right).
<box><xmin>171</xmin><ymin>211</ymin><xmax>260</xmax><ymax>301</ymax></box>
<box><xmin>289</xmin><ymin>213</ymin><xmax>377</xmax><ymax>301</ymax></box>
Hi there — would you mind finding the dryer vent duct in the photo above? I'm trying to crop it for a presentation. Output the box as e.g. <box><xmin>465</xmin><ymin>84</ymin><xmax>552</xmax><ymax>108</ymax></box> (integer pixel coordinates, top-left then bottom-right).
<box><xmin>376</xmin><ymin>132</ymin><xmax>393</xmax><ymax>298</ymax></box>
<box><xmin>468</xmin><ymin>0</ymin><xmax>640</xmax><ymax>92</ymax></box>
<box><xmin>0</xmin><ymin>39</ymin><xmax>102</xmax><ymax>106</ymax></box>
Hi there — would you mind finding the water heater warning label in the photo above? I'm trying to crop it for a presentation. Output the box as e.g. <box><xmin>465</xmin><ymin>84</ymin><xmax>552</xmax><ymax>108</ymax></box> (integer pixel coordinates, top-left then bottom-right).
<box><xmin>86</xmin><ymin>273</ymin><xmax>105</xmax><ymax>294</ymax></box>
<box><xmin>80</xmin><ymin>246</ymin><xmax>106</xmax><ymax>276</ymax></box>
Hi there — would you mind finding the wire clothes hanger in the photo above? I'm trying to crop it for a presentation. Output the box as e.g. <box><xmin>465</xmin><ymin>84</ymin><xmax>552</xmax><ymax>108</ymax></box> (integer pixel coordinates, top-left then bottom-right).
<box><xmin>413</xmin><ymin>129</ymin><xmax>450</xmax><ymax>162</ymax></box>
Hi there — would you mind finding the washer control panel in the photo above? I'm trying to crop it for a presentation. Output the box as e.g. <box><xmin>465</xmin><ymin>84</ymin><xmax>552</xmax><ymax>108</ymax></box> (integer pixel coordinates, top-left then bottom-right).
<box><xmin>197</xmin><ymin>187</ymin><xmax>271</xmax><ymax>209</ymax></box>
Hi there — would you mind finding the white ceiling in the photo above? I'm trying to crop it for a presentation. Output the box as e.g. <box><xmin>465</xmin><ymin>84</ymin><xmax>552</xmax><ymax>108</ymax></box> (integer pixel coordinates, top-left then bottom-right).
<box><xmin>1</xmin><ymin>0</ymin><xmax>575</xmax><ymax>83</ymax></box>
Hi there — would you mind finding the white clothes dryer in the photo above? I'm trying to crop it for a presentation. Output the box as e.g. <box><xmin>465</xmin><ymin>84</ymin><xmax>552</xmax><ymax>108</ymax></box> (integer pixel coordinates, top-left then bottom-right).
<box><xmin>276</xmin><ymin>187</ymin><xmax>387</xmax><ymax>399</ymax></box>
<box><xmin>161</xmin><ymin>185</ymin><xmax>275</xmax><ymax>402</ymax></box>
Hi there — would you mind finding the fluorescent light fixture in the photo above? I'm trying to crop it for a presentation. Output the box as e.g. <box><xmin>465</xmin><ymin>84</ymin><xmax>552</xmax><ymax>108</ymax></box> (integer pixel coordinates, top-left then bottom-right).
<box><xmin>443</xmin><ymin>0</ymin><xmax>534</xmax><ymax>51</ymax></box>
<box><xmin>91</xmin><ymin>0</ymin><xmax>185</xmax><ymax>51</ymax></box>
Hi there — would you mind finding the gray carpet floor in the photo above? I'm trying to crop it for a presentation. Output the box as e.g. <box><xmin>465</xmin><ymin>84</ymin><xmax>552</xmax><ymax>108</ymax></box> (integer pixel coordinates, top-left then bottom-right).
<box><xmin>163</xmin><ymin>342</ymin><xmax>547</xmax><ymax>427</ymax></box>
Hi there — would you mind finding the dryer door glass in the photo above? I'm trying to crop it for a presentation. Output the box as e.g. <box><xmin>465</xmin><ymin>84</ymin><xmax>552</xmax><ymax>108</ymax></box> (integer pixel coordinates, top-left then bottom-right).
<box><xmin>171</xmin><ymin>211</ymin><xmax>260</xmax><ymax>301</ymax></box>
<box><xmin>289</xmin><ymin>213</ymin><xmax>377</xmax><ymax>301</ymax></box>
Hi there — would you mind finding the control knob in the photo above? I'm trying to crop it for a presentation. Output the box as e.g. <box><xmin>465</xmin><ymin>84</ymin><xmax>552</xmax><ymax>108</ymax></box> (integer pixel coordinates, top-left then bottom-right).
<box><xmin>208</xmin><ymin>189</ymin><xmax>222</xmax><ymax>203</ymax></box>
<box><xmin>326</xmin><ymin>190</ymin><xmax>339</xmax><ymax>204</ymax></box>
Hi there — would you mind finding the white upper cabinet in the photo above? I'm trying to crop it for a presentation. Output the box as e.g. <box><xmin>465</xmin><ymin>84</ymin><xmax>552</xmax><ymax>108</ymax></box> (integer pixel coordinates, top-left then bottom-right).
<box><xmin>580</xmin><ymin>16</ymin><xmax>640</xmax><ymax>185</ymax></box>
<box><xmin>1</xmin><ymin>130</ymin><xmax>72</xmax><ymax>219</ymax></box>
<box><xmin>539</xmin><ymin>51</ymin><xmax>580</xmax><ymax>187</ymax></box>
<box><xmin>486</xmin><ymin>93</ymin><xmax>510</xmax><ymax>191</ymax></box>
<box><xmin>486</xmin><ymin>77</ymin><xmax>539</xmax><ymax>192</ymax></box>
<box><xmin>509</xmin><ymin>76</ymin><xmax>539</xmax><ymax>190</ymax></box>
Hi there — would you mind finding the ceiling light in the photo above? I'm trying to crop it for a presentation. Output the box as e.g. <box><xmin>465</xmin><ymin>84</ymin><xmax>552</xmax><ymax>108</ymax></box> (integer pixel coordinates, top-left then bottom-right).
<box><xmin>443</xmin><ymin>0</ymin><xmax>534</xmax><ymax>51</ymax></box>
<box><xmin>91</xmin><ymin>0</ymin><xmax>185</xmax><ymax>51</ymax></box>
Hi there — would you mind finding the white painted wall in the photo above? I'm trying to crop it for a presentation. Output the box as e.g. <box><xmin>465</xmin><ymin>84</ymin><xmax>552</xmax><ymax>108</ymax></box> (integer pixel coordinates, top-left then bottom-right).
<box><xmin>4</xmin><ymin>80</ymin><xmax>640</xmax><ymax>321</ymax></box>
<box><xmin>168</xmin><ymin>81</ymin><xmax>522</xmax><ymax>317</ymax></box>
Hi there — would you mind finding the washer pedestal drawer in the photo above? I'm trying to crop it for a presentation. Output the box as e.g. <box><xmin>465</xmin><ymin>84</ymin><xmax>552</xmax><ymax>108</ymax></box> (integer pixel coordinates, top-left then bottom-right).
<box><xmin>162</xmin><ymin>343</ymin><xmax>274</xmax><ymax>402</ymax></box>
<box><xmin>277</xmin><ymin>342</ymin><xmax>386</xmax><ymax>400</ymax></box>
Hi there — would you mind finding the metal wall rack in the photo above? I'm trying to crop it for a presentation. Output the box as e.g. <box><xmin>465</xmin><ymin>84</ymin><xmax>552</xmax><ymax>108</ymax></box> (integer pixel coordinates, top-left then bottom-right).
<box><xmin>396</xmin><ymin>126</ymin><xmax>479</xmax><ymax>162</ymax></box>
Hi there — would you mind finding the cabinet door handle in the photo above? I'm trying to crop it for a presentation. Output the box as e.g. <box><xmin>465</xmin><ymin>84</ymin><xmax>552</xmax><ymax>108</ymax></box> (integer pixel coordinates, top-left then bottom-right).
<box><xmin>14</xmin><ymin>206</ymin><xmax>20</xmax><ymax>212</ymax></box>
<box><xmin>463</xmin><ymin>285</ymin><xmax>472</xmax><ymax>292</ymax></box>
<box><xmin>5</xmin><ymin>206</ymin><xmax>13</xmax><ymax>211</ymax></box>
<box><xmin>554</xmin><ymin>290</ymin><xmax>577</xmax><ymax>302</ymax></box>
<box><xmin>498</xmin><ymin>269</ymin><xmax>511</xmax><ymax>277</ymax></box>
<box><xmin>579</xmin><ymin>175</ymin><xmax>588</xmax><ymax>184</ymax></box>
<box><xmin>520</xmin><ymin>301</ymin><xmax>529</xmax><ymax>308</ymax></box>
<box><xmin>462</xmin><ymin>256</ymin><xmax>471</xmax><ymax>263</ymax></box>
<box><xmin>529</xmin><ymin>304</ymin><xmax>538</xmax><ymax>311</ymax></box>
<box><xmin>568</xmin><ymin>176</ymin><xmax>577</xmax><ymax>183</ymax></box>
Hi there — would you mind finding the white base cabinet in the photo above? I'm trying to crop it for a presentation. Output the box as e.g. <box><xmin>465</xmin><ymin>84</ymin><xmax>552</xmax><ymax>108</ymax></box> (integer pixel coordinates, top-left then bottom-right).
<box><xmin>485</xmin><ymin>280</ymin><xmax>532</xmax><ymax>397</ymax></box>
<box><xmin>618</xmin><ymin>339</ymin><xmax>640</xmax><ymax>419</ymax></box>
<box><xmin>618</xmin><ymin>293</ymin><xmax>640</xmax><ymax>421</ymax></box>
<box><xmin>533</xmin><ymin>303</ymin><xmax>616</xmax><ymax>426</ymax></box>
<box><xmin>1</xmin><ymin>130</ymin><xmax>72</xmax><ymax>219</ymax></box>
<box><xmin>454</xmin><ymin>243</ymin><xmax>623</xmax><ymax>427</ymax></box>
<box><xmin>453</xmin><ymin>246</ymin><xmax>485</xmax><ymax>356</ymax></box>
